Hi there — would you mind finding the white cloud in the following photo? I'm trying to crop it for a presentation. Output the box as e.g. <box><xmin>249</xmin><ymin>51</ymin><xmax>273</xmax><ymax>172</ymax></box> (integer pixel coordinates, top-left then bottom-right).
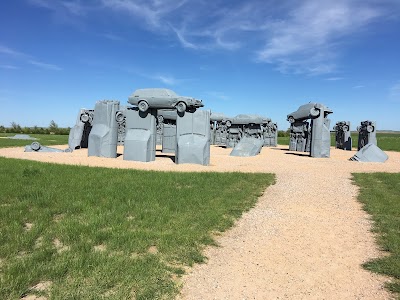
<box><xmin>26</xmin><ymin>0</ymin><xmax>400</xmax><ymax>76</ymax></box>
<box><xmin>325</xmin><ymin>77</ymin><xmax>344</xmax><ymax>81</ymax></box>
<box><xmin>353</xmin><ymin>85</ymin><xmax>365</xmax><ymax>89</ymax></box>
<box><xmin>0</xmin><ymin>45</ymin><xmax>28</xmax><ymax>58</ymax></box>
<box><xmin>29</xmin><ymin>60</ymin><xmax>62</xmax><ymax>71</ymax></box>
<box><xmin>28</xmin><ymin>0</ymin><xmax>87</xmax><ymax>16</ymax></box>
<box><xmin>0</xmin><ymin>65</ymin><xmax>19</xmax><ymax>70</ymax></box>
<box><xmin>152</xmin><ymin>74</ymin><xmax>179</xmax><ymax>85</ymax></box>
<box><xmin>0</xmin><ymin>44</ymin><xmax>62</xmax><ymax>71</ymax></box>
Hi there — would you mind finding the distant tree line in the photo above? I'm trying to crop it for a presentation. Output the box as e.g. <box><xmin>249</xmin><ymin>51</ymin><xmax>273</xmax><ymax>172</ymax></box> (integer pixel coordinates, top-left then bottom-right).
<box><xmin>278</xmin><ymin>130</ymin><xmax>290</xmax><ymax>137</ymax></box>
<box><xmin>0</xmin><ymin>120</ymin><xmax>70</xmax><ymax>135</ymax></box>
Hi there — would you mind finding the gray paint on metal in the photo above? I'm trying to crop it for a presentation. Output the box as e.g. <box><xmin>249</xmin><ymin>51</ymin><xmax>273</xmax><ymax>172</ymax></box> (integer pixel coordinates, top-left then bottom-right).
<box><xmin>68</xmin><ymin>108</ymin><xmax>94</xmax><ymax>150</ymax></box>
<box><xmin>357</xmin><ymin>120</ymin><xmax>377</xmax><ymax>150</ymax></box>
<box><xmin>88</xmin><ymin>100</ymin><xmax>120</xmax><ymax>158</ymax></box>
<box><xmin>123</xmin><ymin>107</ymin><xmax>157</xmax><ymax>162</ymax></box>
<box><xmin>287</xmin><ymin>102</ymin><xmax>333</xmax><ymax>158</ymax></box>
<box><xmin>9</xmin><ymin>134</ymin><xmax>37</xmax><ymax>140</ymax></box>
<box><xmin>25</xmin><ymin>142</ymin><xmax>70</xmax><ymax>153</ymax></box>
<box><xmin>230</xmin><ymin>136</ymin><xmax>264</xmax><ymax>157</ymax></box>
<box><xmin>350</xmin><ymin>143</ymin><xmax>388</xmax><ymax>162</ymax></box>
<box><xmin>162</xmin><ymin>123</ymin><xmax>176</xmax><ymax>153</ymax></box>
<box><xmin>176</xmin><ymin>109</ymin><xmax>210</xmax><ymax>165</ymax></box>
<box><xmin>334</xmin><ymin>121</ymin><xmax>352</xmax><ymax>150</ymax></box>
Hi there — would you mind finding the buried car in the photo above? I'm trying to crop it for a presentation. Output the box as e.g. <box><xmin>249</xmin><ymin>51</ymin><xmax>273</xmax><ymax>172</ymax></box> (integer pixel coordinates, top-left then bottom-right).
<box><xmin>128</xmin><ymin>88</ymin><xmax>203</xmax><ymax>113</ymax></box>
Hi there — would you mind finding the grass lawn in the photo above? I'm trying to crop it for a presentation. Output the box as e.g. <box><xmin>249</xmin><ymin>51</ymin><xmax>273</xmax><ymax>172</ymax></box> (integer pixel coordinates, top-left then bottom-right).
<box><xmin>0</xmin><ymin>133</ymin><xmax>68</xmax><ymax>149</ymax></box>
<box><xmin>278</xmin><ymin>132</ymin><xmax>400</xmax><ymax>152</ymax></box>
<box><xmin>353</xmin><ymin>173</ymin><xmax>400</xmax><ymax>298</ymax></box>
<box><xmin>0</xmin><ymin>157</ymin><xmax>274</xmax><ymax>299</ymax></box>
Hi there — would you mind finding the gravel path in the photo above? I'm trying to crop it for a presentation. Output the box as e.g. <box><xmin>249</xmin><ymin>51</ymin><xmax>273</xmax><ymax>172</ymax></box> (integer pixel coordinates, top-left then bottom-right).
<box><xmin>1</xmin><ymin>145</ymin><xmax>399</xmax><ymax>299</ymax></box>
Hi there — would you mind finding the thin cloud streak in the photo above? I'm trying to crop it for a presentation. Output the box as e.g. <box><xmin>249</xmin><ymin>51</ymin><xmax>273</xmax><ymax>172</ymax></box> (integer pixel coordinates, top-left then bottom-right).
<box><xmin>29</xmin><ymin>60</ymin><xmax>62</xmax><ymax>71</ymax></box>
<box><xmin>27</xmin><ymin>0</ymin><xmax>400</xmax><ymax>76</ymax></box>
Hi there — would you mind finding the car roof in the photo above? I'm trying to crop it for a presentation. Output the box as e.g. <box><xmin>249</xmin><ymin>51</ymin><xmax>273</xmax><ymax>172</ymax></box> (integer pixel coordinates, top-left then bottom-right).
<box><xmin>133</xmin><ymin>88</ymin><xmax>178</xmax><ymax>97</ymax></box>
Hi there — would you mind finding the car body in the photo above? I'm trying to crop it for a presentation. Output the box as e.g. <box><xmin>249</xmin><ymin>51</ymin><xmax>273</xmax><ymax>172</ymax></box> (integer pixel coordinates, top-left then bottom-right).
<box><xmin>287</xmin><ymin>103</ymin><xmax>332</xmax><ymax>123</ymax></box>
<box><xmin>128</xmin><ymin>88</ymin><xmax>203</xmax><ymax>113</ymax></box>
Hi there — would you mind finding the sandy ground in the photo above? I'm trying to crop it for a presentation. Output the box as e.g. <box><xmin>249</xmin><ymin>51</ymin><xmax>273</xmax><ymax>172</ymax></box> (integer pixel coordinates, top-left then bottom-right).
<box><xmin>1</xmin><ymin>145</ymin><xmax>400</xmax><ymax>299</ymax></box>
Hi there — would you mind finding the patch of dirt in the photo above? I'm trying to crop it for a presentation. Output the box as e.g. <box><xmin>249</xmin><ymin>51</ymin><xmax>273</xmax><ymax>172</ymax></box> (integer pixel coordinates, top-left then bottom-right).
<box><xmin>94</xmin><ymin>244</ymin><xmax>107</xmax><ymax>252</ymax></box>
<box><xmin>2</xmin><ymin>145</ymin><xmax>400</xmax><ymax>299</ymax></box>
<box><xmin>31</xmin><ymin>281</ymin><xmax>52</xmax><ymax>292</ymax></box>
<box><xmin>34</xmin><ymin>237</ymin><xmax>43</xmax><ymax>249</ymax></box>
<box><xmin>53</xmin><ymin>238</ymin><xmax>70</xmax><ymax>253</ymax></box>
<box><xmin>53</xmin><ymin>214</ymin><xmax>65</xmax><ymax>223</ymax></box>
<box><xmin>20</xmin><ymin>295</ymin><xmax>47</xmax><ymax>300</ymax></box>
<box><xmin>148</xmin><ymin>246</ymin><xmax>158</xmax><ymax>254</ymax></box>
<box><xmin>24</xmin><ymin>223</ymin><xmax>34</xmax><ymax>231</ymax></box>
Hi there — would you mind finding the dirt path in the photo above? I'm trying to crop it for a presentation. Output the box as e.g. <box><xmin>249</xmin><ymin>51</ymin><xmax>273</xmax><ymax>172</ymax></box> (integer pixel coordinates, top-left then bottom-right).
<box><xmin>179</xmin><ymin>172</ymin><xmax>391</xmax><ymax>299</ymax></box>
<box><xmin>1</xmin><ymin>145</ymin><xmax>399</xmax><ymax>299</ymax></box>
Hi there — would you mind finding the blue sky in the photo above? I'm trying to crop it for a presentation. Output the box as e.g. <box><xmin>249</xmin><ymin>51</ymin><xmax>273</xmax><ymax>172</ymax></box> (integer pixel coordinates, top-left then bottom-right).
<box><xmin>1</xmin><ymin>0</ymin><xmax>400</xmax><ymax>130</ymax></box>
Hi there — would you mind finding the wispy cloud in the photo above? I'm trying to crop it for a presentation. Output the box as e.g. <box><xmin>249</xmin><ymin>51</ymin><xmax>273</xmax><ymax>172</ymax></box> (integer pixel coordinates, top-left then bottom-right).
<box><xmin>152</xmin><ymin>74</ymin><xmax>179</xmax><ymax>85</ymax></box>
<box><xmin>26</xmin><ymin>0</ymin><xmax>400</xmax><ymax>76</ymax></box>
<box><xmin>28</xmin><ymin>0</ymin><xmax>87</xmax><ymax>16</ymax></box>
<box><xmin>325</xmin><ymin>77</ymin><xmax>344</xmax><ymax>81</ymax></box>
<box><xmin>29</xmin><ymin>60</ymin><xmax>62</xmax><ymax>71</ymax></box>
<box><xmin>0</xmin><ymin>44</ymin><xmax>62</xmax><ymax>71</ymax></box>
<box><xmin>353</xmin><ymin>85</ymin><xmax>365</xmax><ymax>89</ymax></box>
<box><xmin>0</xmin><ymin>45</ymin><xmax>28</xmax><ymax>58</ymax></box>
<box><xmin>0</xmin><ymin>64</ymin><xmax>19</xmax><ymax>70</ymax></box>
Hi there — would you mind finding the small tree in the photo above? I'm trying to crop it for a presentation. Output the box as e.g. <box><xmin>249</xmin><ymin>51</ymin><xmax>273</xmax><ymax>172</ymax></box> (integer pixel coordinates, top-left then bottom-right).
<box><xmin>49</xmin><ymin>120</ymin><xmax>59</xmax><ymax>133</ymax></box>
<box><xmin>10</xmin><ymin>122</ymin><xmax>22</xmax><ymax>133</ymax></box>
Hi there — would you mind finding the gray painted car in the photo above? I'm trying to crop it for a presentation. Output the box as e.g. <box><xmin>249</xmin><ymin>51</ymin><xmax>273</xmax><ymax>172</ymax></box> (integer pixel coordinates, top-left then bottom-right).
<box><xmin>128</xmin><ymin>88</ymin><xmax>203</xmax><ymax>113</ymax></box>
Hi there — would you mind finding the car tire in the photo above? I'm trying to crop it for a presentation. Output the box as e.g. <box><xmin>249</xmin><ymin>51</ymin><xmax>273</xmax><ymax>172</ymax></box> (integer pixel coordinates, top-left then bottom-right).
<box><xmin>80</xmin><ymin>113</ymin><xmax>90</xmax><ymax>123</ymax></box>
<box><xmin>31</xmin><ymin>142</ymin><xmax>41</xmax><ymax>151</ymax></box>
<box><xmin>115</xmin><ymin>111</ymin><xmax>125</xmax><ymax>122</ymax></box>
<box><xmin>138</xmin><ymin>101</ymin><xmax>149</xmax><ymax>112</ymax></box>
<box><xmin>176</xmin><ymin>102</ymin><xmax>187</xmax><ymax>113</ymax></box>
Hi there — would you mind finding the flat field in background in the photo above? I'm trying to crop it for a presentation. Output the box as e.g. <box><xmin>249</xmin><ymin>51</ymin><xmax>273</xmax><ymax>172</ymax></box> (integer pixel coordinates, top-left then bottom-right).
<box><xmin>0</xmin><ymin>133</ymin><xmax>68</xmax><ymax>148</ymax></box>
<box><xmin>278</xmin><ymin>132</ymin><xmax>400</xmax><ymax>152</ymax></box>
<box><xmin>0</xmin><ymin>157</ymin><xmax>274</xmax><ymax>299</ymax></box>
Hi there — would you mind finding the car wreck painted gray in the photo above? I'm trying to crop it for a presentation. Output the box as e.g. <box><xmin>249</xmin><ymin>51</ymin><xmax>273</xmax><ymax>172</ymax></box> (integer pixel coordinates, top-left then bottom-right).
<box><xmin>128</xmin><ymin>88</ymin><xmax>203</xmax><ymax>113</ymax></box>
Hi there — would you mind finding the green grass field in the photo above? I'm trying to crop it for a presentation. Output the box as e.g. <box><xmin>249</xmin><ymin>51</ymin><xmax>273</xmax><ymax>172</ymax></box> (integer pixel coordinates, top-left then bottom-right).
<box><xmin>353</xmin><ymin>173</ymin><xmax>400</xmax><ymax>298</ymax></box>
<box><xmin>0</xmin><ymin>157</ymin><xmax>274</xmax><ymax>299</ymax></box>
<box><xmin>278</xmin><ymin>132</ymin><xmax>400</xmax><ymax>152</ymax></box>
<box><xmin>0</xmin><ymin>133</ymin><xmax>68</xmax><ymax>149</ymax></box>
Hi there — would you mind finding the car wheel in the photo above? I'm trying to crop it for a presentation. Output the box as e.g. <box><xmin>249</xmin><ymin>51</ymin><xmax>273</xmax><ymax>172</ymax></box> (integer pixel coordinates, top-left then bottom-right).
<box><xmin>138</xmin><ymin>101</ymin><xmax>149</xmax><ymax>112</ymax></box>
<box><xmin>310</xmin><ymin>108</ymin><xmax>320</xmax><ymax>117</ymax></box>
<box><xmin>80</xmin><ymin>113</ymin><xmax>90</xmax><ymax>123</ymax></box>
<box><xmin>115</xmin><ymin>111</ymin><xmax>125</xmax><ymax>122</ymax></box>
<box><xmin>367</xmin><ymin>125</ymin><xmax>374</xmax><ymax>133</ymax></box>
<box><xmin>226</xmin><ymin>120</ymin><xmax>232</xmax><ymax>127</ymax></box>
<box><xmin>176</xmin><ymin>102</ymin><xmax>187</xmax><ymax>113</ymax></box>
<box><xmin>31</xmin><ymin>142</ymin><xmax>41</xmax><ymax>151</ymax></box>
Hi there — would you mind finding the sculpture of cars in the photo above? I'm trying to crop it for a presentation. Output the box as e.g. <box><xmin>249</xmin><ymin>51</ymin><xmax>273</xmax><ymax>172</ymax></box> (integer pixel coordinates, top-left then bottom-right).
<box><xmin>128</xmin><ymin>88</ymin><xmax>203</xmax><ymax>113</ymax></box>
